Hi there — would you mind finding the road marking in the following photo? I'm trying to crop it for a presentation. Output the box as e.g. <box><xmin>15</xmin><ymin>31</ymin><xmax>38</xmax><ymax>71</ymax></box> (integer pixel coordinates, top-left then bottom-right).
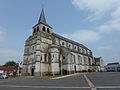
<box><xmin>83</xmin><ymin>74</ymin><xmax>97</xmax><ymax>90</ymax></box>
<box><xmin>0</xmin><ymin>85</ymin><xmax>90</xmax><ymax>89</ymax></box>
<box><xmin>1</xmin><ymin>85</ymin><xmax>120</xmax><ymax>89</ymax></box>
<box><xmin>51</xmin><ymin>73</ymin><xmax>81</xmax><ymax>79</ymax></box>
<box><xmin>97</xmin><ymin>86</ymin><xmax>120</xmax><ymax>88</ymax></box>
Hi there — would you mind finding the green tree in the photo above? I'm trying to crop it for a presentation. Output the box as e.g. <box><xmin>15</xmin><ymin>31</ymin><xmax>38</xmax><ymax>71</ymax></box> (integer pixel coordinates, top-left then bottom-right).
<box><xmin>3</xmin><ymin>61</ymin><xmax>17</xmax><ymax>66</ymax></box>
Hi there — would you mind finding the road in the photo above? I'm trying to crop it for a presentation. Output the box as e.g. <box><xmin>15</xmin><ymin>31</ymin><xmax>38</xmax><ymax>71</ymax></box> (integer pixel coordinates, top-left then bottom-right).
<box><xmin>0</xmin><ymin>72</ymin><xmax>120</xmax><ymax>90</ymax></box>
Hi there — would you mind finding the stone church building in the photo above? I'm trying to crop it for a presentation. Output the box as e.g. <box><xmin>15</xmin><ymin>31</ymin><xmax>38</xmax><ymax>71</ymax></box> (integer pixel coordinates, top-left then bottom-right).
<box><xmin>22</xmin><ymin>9</ymin><xmax>94</xmax><ymax>76</ymax></box>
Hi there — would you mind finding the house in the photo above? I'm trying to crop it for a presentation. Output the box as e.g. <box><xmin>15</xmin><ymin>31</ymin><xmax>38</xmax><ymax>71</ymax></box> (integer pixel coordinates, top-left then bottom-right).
<box><xmin>105</xmin><ymin>62</ymin><xmax>120</xmax><ymax>72</ymax></box>
<box><xmin>0</xmin><ymin>66</ymin><xmax>21</xmax><ymax>75</ymax></box>
<box><xmin>93</xmin><ymin>57</ymin><xmax>104</xmax><ymax>71</ymax></box>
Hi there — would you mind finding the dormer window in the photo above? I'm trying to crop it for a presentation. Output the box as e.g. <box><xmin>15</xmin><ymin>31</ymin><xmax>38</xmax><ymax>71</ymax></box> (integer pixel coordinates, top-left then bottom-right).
<box><xmin>42</xmin><ymin>26</ymin><xmax>46</xmax><ymax>32</ymax></box>
<box><xmin>37</xmin><ymin>26</ymin><xmax>39</xmax><ymax>32</ymax></box>
<box><xmin>47</xmin><ymin>28</ymin><xmax>50</xmax><ymax>33</ymax></box>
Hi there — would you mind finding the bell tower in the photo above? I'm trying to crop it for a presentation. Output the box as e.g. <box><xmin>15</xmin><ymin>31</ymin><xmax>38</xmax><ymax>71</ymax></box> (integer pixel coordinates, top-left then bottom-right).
<box><xmin>32</xmin><ymin>8</ymin><xmax>52</xmax><ymax>34</ymax></box>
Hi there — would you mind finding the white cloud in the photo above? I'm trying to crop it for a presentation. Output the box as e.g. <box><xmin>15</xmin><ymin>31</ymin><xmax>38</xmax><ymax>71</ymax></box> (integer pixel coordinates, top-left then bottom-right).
<box><xmin>63</xmin><ymin>30</ymin><xmax>100</xmax><ymax>43</ymax></box>
<box><xmin>72</xmin><ymin>0</ymin><xmax>120</xmax><ymax>20</ymax></box>
<box><xmin>72</xmin><ymin>0</ymin><xmax>120</xmax><ymax>32</ymax></box>
<box><xmin>111</xmin><ymin>7</ymin><xmax>120</xmax><ymax>19</ymax></box>
<box><xmin>98</xmin><ymin>45</ymin><xmax>112</xmax><ymax>50</ymax></box>
<box><xmin>0</xmin><ymin>26</ymin><xmax>5</xmax><ymax>42</ymax></box>
<box><xmin>0</xmin><ymin>49</ymin><xmax>22</xmax><ymax>57</ymax></box>
<box><xmin>98</xmin><ymin>11</ymin><xmax>120</xmax><ymax>32</ymax></box>
<box><xmin>98</xmin><ymin>19</ymin><xmax>120</xmax><ymax>32</ymax></box>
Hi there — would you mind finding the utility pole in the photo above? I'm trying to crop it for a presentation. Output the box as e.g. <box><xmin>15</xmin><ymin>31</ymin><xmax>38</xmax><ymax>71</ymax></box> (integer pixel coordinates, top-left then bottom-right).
<box><xmin>40</xmin><ymin>59</ymin><xmax>42</xmax><ymax>77</ymax></box>
<box><xmin>61</xmin><ymin>58</ymin><xmax>63</xmax><ymax>75</ymax></box>
<box><xmin>17</xmin><ymin>60</ymin><xmax>20</xmax><ymax>76</ymax></box>
<box><xmin>53</xmin><ymin>61</ymin><xmax>55</xmax><ymax>76</ymax></box>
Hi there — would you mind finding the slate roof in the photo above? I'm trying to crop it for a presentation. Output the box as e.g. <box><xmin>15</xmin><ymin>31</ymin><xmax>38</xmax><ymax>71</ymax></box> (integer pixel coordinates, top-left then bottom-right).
<box><xmin>53</xmin><ymin>33</ymin><xmax>89</xmax><ymax>50</ymax></box>
<box><xmin>33</xmin><ymin>8</ymin><xmax>52</xmax><ymax>29</ymax></box>
<box><xmin>38</xmin><ymin>8</ymin><xmax>47</xmax><ymax>24</ymax></box>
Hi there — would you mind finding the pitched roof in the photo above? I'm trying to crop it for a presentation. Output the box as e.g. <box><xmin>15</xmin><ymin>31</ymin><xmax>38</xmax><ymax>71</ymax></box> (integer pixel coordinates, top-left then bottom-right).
<box><xmin>53</xmin><ymin>33</ymin><xmax>89</xmax><ymax>49</ymax></box>
<box><xmin>33</xmin><ymin>8</ymin><xmax>52</xmax><ymax>29</ymax></box>
<box><xmin>38</xmin><ymin>8</ymin><xmax>47</xmax><ymax>24</ymax></box>
<box><xmin>0</xmin><ymin>66</ymin><xmax>21</xmax><ymax>71</ymax></box>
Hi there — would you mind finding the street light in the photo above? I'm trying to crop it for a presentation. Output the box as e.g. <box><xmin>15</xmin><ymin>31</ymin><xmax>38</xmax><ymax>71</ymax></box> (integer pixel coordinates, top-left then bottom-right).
<box><xmin>60</xmin><ymin>58</ymin><xmax>63</xmax><ymax>75</ymax></box>
<box><xmin>40</xmin><ymin>55</ymin><xmax>42</xmax><ymax>77</ymax></box>
<box><xmin>17</xmin><ymin>60</ymin><xmax>20</xmax><ymax>76</ymax></box>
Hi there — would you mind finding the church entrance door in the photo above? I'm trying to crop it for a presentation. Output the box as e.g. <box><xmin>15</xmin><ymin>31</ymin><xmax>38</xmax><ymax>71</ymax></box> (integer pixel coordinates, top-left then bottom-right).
<box><xmin>31</xmin><ymin>67</ymin><xmax>34</xmax><ymax>76</ymax></box>
<box><xmin>74</xmin><ymin>65</ymin><xmax>77</xmax><ymax>73</ymax></box>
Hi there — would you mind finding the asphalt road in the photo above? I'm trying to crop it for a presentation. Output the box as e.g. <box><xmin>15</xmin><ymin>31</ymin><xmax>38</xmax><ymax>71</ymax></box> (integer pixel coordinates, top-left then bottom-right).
<box><xmin>0</xmin><ymin>72</ymin><xmax>120</xmax><ymax>90</ymax></box>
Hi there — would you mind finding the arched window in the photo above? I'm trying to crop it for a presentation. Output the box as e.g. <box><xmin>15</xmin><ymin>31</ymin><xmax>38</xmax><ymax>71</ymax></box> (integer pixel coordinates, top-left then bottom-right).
<box><xmin>78</xmin><ymin>55</ymin><xmax>82</xmax><ymax>64</ymax></box>
<box><xmin>42</xmin><ymin>26</ymin><xmax>46</xmax><ymax>32</ymax></box>
<box><xmin>40</xmin><ymin>56</ymin><xmax>42</xmax><ymax>61</ymax></box>
<box><xmin>37</xmin><ymin>26</ymin><xmax>39</xmax><ymax>32</ymax></box>
<box><xmin>33</xmin><ymin>28</ymin><xmax>36</xmax><ymax>33</ymax></box>
<box><xmin>47</xmin><ymin>28</ymin><xmax>50</xmax><ymax>33</ymax></box>
<box><xmin>69</xmin><ymin>44</ymin><xmax>71</xmax><ymax>47</ymax></box>
<box><xmin>44</xmin><ymin>54</ymin><xmax>47</xmax><ymax>62</ymax></box>
<box><xmin>62</xmin><ymin>42</ymin><xmax>64</xmax><ymax>45</ymax></box>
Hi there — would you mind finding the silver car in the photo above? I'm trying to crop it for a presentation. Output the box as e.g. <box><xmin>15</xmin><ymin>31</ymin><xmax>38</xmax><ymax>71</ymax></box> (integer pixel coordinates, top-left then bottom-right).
<box><xmin>0</xmin><ymin>73</ymin><xmax>8</xmax><ymax>79</ymax></box>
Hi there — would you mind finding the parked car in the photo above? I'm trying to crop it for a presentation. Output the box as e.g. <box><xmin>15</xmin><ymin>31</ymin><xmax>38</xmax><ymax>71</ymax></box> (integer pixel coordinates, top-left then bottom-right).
<box><xmin>0</xmin><ymin>73</ymin><xmax>8</xmax><ymax>79</ymax></box>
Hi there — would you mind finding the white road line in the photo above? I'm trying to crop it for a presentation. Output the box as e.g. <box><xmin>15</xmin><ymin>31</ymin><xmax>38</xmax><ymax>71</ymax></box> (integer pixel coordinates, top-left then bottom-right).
<box><xmin>51</xmin><ymin>73</ymin><xmax>81</xmax><ymax>79</ymax></box>
<box><xmin>83</xmin><ymin>74</ymin><xmax>97</xmax><ymax>90</ymax></box>
<box><xmin>0</xmin><ymin>85</ymin><xmax>90</xmax><ymax>89</ymax></box>
<box><xmin>97</xmin><ymin>86</ymin><xmax>120</xmax><ymax>88</ymax></box>
<box><xmin>0</xmin><ymin>85</ymin><xmax>120</xmax><ymax>89</ymax></box>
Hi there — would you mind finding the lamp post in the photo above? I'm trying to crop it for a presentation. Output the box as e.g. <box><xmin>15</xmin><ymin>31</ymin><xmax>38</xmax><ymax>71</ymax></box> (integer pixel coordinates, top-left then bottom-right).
<box><xmin>40</xmin><ymin>56</ymin><xmax>42</xmax><ymax>77</ymax></box>
<box><xmin>17</xmin><ymin>60</ymin><xmax>20</xmax><ymax>76</ymax></box>
<box><xmin>61</xmin><ymin>58</ymin><xmax>63</xmax><ymax>75</ymax></box>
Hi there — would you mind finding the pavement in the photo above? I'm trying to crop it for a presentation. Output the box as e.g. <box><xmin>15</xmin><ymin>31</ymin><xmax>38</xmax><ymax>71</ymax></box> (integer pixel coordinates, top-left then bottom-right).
<box><xmin>0</xmin><ymin>72</ymin><xmax>120</xmax><ymax>90</ymax></box>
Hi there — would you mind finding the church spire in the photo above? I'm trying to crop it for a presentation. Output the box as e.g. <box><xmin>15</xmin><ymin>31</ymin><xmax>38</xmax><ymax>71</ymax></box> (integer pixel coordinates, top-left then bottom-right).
<box><xmin>38</xmin><ymin>8</ymin><xmax>47</xmax><ymax>24</ymax></box>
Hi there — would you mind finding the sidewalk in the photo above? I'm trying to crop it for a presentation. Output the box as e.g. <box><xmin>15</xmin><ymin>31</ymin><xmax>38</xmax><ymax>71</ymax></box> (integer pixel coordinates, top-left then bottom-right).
<box><xmin>51</xmin><ymin>73</ymin><xmax>87</xmax><ymax>79</ymax></box>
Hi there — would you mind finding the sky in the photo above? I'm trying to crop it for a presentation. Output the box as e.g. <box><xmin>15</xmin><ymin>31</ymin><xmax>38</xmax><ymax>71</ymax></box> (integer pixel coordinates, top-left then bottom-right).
<box><xmin>0</xmin><ymin>0</ymin><xmax>120</xmax><ymax>65</ymax></box>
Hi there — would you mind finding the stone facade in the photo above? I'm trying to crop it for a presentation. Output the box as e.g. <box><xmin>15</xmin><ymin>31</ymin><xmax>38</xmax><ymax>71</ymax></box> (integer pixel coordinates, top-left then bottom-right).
<box><xmin>22</xmin><ymin>9</ymin><xmax>94</xmax><ymax>76</ymax></box>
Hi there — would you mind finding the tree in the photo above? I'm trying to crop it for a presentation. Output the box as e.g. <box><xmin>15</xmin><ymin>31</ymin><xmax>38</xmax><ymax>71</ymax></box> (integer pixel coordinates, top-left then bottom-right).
<box><xmin>3</xmin><ymin>61</ymin><xmax>17</xmax><ymax>66</ymax></box>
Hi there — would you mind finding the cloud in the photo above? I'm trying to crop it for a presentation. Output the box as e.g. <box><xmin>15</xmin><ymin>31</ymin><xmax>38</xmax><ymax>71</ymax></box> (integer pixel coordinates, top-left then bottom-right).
<box><xmin>0</xmin><ymin>26</ymin><xmax>5</xmax><ymax>42</ymax></box>
<box><xmin>98</xmin><ymin>19</ymin><xmax>120</xmax><ymax>32</ymax></box>
<box><xmin>98</xmin><ymin>45</ymin><xmax>112</xmax><ymax>50</ymax></box>
<box><xmin>0</xmin><ymin>49</ymin><xmax>22</xmax><ymax>57</ymax></box>
<box><xmin>63</xmin><ymin>30</ymin><xmax>101</xmax><ymax>43</ymax></box>
<box><xmin>98</xmin><ymin>7</ymin><xmax>120</xmax><ymax>32</ymax></box>
<box><xmin>72</xmin><ymin>0</ymin><xmax>120</xmax><ymax>33</ymax></box>
<box><xmin>111</xmin><ymin>7</ymin><xmax>120</xmax><ymax>19</ymax></box>
<box><xmin>72</xmin><ymin>0</ymin><xmax>120</xmax><ymax>20</ymax></box>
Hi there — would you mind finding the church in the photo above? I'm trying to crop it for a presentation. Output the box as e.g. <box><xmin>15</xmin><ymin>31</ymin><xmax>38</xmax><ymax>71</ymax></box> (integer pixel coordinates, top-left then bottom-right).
<box><xmin>22</xmin><ymin>8</ymin><xmax>94</xmax><ymax>76</ymax></box>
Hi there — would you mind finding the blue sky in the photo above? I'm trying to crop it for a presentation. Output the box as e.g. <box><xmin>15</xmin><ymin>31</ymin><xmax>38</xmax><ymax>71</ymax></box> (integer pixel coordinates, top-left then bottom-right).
<box><xmin>0</xmin><ymin>0</ymin><xmax>120</xmax><ymax>65</ymax></box>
